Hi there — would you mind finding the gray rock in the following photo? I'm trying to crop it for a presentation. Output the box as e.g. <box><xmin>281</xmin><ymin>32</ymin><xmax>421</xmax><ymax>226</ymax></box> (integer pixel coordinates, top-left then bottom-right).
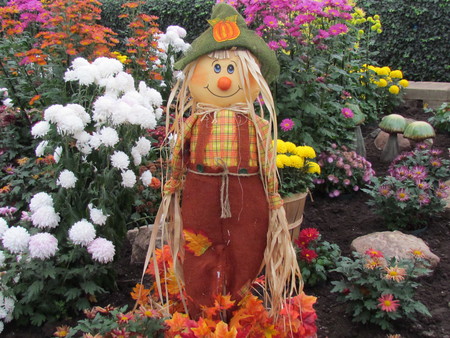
<box><xmin>351</xmin><ymin>230</ymin><xmax>440</xmax><ymax>270</ymax></box>
<box><xmin>127</xmin><ymin>225</ymin><xmax>161</xmax><ymax>264</ymax></box>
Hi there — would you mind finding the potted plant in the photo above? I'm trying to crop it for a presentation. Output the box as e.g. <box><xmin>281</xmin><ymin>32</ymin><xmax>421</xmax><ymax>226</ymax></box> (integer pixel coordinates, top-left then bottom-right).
<box><xmin>275</xmin><ymin>139</ymin><xmax>321</xmax><ymax>239</ymax></box>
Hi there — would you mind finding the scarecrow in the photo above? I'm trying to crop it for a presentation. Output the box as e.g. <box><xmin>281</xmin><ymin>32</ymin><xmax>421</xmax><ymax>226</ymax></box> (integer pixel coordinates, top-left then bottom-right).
<box><xmin>146</xmin><ymin>3</ymin><xmax>301</xmax><ymax>319</ymax></box>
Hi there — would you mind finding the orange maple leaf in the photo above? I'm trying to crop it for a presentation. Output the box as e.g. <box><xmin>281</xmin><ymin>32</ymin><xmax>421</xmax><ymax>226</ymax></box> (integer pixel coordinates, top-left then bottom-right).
<box><xmin>295</xmin><ymin>292</ymin><xmax>317</xmax><ymax>313</ymax></box>
<box><xmin>191</xmin><ymin>317</ymin><xmax>214</xmax><ymax>337</ymax></box>
<box><xmin>165</xmin><ymin>312</ymin><xmax>190</xmax><ymax>333</ymax></box>
<box><xmin>214</xmin><ymin>321</ymin><xmax>238</xmax><ymax>337</ymax></box>
<box><xmin>130</xmin><ymin>283</ymin><xmax>150</xmax><ymax>305</ymax></box>
<box><xmin>183</xmin><ymin>229</ymin><xmax>212</xmax><ymax>256</ymax></box>
<box><xmin>214</xmin><ymin>294</ymin><xmax>235</xmax><ymax>310</ymax></box>
<box><xmin>228</xmin><ymin>310</ymin><xmax>253</xmax><ymax>330</ymax></box>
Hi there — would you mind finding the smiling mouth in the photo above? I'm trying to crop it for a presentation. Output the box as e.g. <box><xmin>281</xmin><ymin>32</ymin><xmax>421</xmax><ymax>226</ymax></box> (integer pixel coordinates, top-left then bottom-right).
<box><xmin>205</xmin><ymin>85</ymin><xmax>242</xmax><ymax>98</ymax></box>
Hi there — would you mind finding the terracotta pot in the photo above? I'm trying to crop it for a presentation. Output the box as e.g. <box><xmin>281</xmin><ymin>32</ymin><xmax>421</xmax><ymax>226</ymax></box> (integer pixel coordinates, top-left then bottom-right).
<box><xmin>283</xmin><ymin>191</ymin><xmax>308</xmax><ymax>242</ymax></box>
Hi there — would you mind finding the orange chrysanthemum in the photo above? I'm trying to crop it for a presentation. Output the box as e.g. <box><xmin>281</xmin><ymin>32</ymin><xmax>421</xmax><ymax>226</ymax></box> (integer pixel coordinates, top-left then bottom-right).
<box><xmin>384</xmin><ymin>266</ymin><xmax>407</xmax><ymax>282</ymax></box>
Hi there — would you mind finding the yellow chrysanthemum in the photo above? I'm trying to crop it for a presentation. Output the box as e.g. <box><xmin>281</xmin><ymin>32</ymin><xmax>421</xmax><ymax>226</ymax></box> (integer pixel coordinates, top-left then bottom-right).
<box><xmin>399</xmin><ymin>79</ymin><xmax>409</xmax><ymax>87</ymax></box>
<box><xmin>296</xmin><ymin>146</ymin><xmax>316</xmax><ymax>159</ymax></box>
<box><xmin>290</xmin><ymin>155</ymin><xmax>305</xmax><ymax>168</ymax></box>
<box><xmin>285</xmin><ymin>141</ymin><xmax>297</xmax><ymax>154</ymax></box>
<box><xmin>275</xmin><ymin>139</ymin><xmax>287</xmax><ymax>154</ymax></box>
<box><xmin>390</xmin><ymin>70</ymin><xmax>403</xmax><ymax>78</ymax></box>
<box><xmin>280</xmin><ymin>154</ymin><xmax>292</xmax><ymax>167</ymax></box>
<box><xmin>389</xmin><ymin>85</ymin><xmax>400</xmax><ymax>95</ymax></box>
<box><xmin>276</xmin><ymin>155</ymin><xmax>284</xmax><ymax>169</ymax></box>
<box><xmin>307</xmin><ymin>162</ymin><xmax>321</xmax><ymax>174</ymax></box>
<box><xmin>376</xmin><ymin>78</ymin><xmax>388</xmax><ymax>87</ymax></box>
<box><xmin>374</xmin><ymin>14</ymin><xmax>380</xmax><ymax>20</ymax></box>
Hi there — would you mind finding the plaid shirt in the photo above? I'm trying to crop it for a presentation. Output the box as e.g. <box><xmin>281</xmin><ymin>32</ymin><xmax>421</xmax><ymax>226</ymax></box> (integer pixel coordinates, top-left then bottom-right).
<box><xmin>167</xmin><ymin>109</ymin><xmax>282</xmax><ymax>208</ymax></box>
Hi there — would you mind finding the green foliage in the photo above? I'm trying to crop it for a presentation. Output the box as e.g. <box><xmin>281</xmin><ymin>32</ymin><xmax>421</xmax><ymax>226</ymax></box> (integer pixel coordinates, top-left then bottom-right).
<box><xmin>357</xmin><ymin>0</ymin><xmax>450</xmax><ymax>81</ymax></box>
<box><xmin>66</xmin><ymin>305</ymin><xmax>166</xmax><ymax>337</ymax></box>
<box><xmin>426</xmin><ymin>102</ymin><xmax>450</xmax><ymax>133</ymax></box>
<box><xmin>331</xmin><ymin>251</ymin><xmax>431</xmax><ymax>332</ymax></box>
<box><xmin>363</xmin><ymin>144</ymin><xmax>450</xmax><ymax>230</ymax></box>
<box><xmin>101</xmin><ymin>0</ymin><xmax>215</xmax><ymax>43</ymax></box>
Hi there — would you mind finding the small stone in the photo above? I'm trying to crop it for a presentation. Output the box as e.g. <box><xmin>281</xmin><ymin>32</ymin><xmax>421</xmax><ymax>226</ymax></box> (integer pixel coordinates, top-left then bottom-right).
<box><xmin>443</xmin><ymin>180</ymin><xmax>450</xmax><ymax>219</ymax></box>
<box><xmin>374</xmin><ymin>130</ymin><xmax>411</xmax><ymax>151</ymax></box>
<box><xmin>126</xmin><ymin>224</ymin><xmax>161</xmax><ymax>264</ymax></box>
<box><xmin>351</xmin><ymin>230</ymin><xmax>440</xmax><ymax>272</ymax></box>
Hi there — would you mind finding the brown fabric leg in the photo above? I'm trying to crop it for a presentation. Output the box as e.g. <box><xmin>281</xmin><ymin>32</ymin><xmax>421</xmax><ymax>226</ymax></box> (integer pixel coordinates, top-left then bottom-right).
<box><xmin>181</xmin><ymin>172</ymin><xmax>268</xmax><ymax>319</ymax></box>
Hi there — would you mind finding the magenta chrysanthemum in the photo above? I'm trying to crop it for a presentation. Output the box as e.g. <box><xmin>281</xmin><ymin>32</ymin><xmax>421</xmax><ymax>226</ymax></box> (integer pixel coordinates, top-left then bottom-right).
<box><xmin>280</xmin><ymin>118</ymin><xmax>294</xmax><ymax>132</ymax></box>
<box><xmin>395</xmin><ymin>188</ymin><xmax>410</xmax><ymax>202</ymax></box>
<box><xmin>341</xmin><ymin>107</ymin><xmax>354</xmax><ymax>118</ymax></box>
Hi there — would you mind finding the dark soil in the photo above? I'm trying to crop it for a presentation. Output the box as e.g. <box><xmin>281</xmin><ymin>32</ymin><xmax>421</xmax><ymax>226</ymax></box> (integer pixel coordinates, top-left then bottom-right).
<box><xmin>4</xmin><ymin>102</ymin><xmax>450</xmax><ymax>337</ymax></box>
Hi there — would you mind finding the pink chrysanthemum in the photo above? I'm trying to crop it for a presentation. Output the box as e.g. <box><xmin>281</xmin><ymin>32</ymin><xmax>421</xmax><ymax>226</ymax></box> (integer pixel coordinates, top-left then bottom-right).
<box><xmin>418</xmin><ymin>193</ymin><xmax>431</xmax><ymax>205</ymax></box>
<box><xmin>328</xmin><ymin>23</ymin><xmax>348</xmax><ymax>36</ymax></box>
<box><xmin>263</xmin><ymin>15</ymin><xmax>278</xmax><ymax>28</ymax></box>
<box><xmin>395</xmin><ymin>188</ymin><xmax>410</xmax><ymax>202</ymax></box>
<box><xmin>378</xmin><ymin>185</ymin><xmax>391</xmax><ymax>196</ymax></box>
<box><xmin>29</xmin><ymin>232</ymin><xmax>58</xmax><ymax>260</ymax></box>
<box><xmin>365</xmin><ymin>248</ymin><xmax>383</xmax><ymax>258</ymax></box>
<box><xmin>341</xmin><ymin>107</ymin><xmax>354</xmax><ymax>118</ymax></box>
<box><xmin>378</xmin><ymin>294</ymin><xmax>400</xmax><ymax>312</ymax></box>
<box><xmin>280</xmin><ymin>118</ymin><xmax>294</xmax><ymax>131</ymax></box>
<box><xmin>87</xmin><ymin>237</ymin><xmax>115</xmax><ymax>264</ymax></box>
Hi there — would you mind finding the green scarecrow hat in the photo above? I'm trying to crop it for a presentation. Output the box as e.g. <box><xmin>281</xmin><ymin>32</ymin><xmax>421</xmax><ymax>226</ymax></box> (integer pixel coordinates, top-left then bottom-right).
<box><xmin>174</xmin><ymin>3</ymin><xmax>280</xmax><ymax>84</ymax></box>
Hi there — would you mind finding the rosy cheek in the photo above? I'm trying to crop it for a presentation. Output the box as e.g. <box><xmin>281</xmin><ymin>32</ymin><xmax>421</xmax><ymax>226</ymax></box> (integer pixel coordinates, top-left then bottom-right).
<box><xmin>190</xmin><ymin>67</ymin><xmax>208</xmax><ymax>88</ymax></box>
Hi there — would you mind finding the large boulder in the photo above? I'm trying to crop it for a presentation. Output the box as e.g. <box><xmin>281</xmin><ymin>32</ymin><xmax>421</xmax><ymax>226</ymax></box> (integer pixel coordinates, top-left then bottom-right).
<box><xmin>351</xmin><ymin>230</ymin><xmax>440</xmax><ymax>271</ymax></box>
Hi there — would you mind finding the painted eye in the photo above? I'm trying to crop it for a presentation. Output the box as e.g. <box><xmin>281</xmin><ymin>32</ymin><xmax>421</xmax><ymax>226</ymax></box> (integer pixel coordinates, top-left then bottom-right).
<box><xmin>214</xmin><ymin>64</ymin><xmax>221</xmax><ymax>73</ymax></box>
<box><xmin>227</xmin><ymin>64</ymin><xmax>234</xmax><ymax>74</ymax></box>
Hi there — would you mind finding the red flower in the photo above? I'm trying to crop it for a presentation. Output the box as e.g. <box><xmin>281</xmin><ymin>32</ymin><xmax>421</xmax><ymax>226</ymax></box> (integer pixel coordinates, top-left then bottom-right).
<box><xmin>296</xmin><ymin>227</ymin><xmax>320</xmax><ymax>247</ymax></box>
<box><xmin>365</xmin><ymin>248</ymin><xmax>383</xmax><ymax>258</ymax></box>
<box><xmin>299</xmin><ymin>248</ymin><xmax>318</xmax><ymax>263</ymax></box>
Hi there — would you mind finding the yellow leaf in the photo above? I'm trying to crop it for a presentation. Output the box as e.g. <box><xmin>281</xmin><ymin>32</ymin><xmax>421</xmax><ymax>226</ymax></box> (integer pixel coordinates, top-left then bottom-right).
<box><xmin>214</xmin><ymin>321</ymin><xmax>237</xmax><ymax>338</ymax></box>
<box><xmin>183</xmin><ymin>229</ymin><xmax>212</xmax><ymax>256</ymax></box>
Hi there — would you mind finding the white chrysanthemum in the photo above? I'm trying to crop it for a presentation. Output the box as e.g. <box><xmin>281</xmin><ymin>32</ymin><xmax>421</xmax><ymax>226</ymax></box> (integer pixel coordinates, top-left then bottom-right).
<box><xmin>93</xmin><ymin>57</ymin><xmax>123</xmax><ymax>78</ymax></box>
<box><xmin>88</xmin><ymin>204</ymin><xmax>108</xmax><ymax>226</ymax></box>
<box><xmin>135</xmin><ymin>137</ymin><xmax>151</xmax><ymax>156</ymax></box>
<box><xmin>121</xmin><ymin>90</ymin><xmax>143</xmax><ymax>108</ymax></box>
<box><xmin>87</xmin><ymin>237</ymin><xmax>115</xmax><ymax>264</ymax></box>
<box><xmin>0</xmin><ymin>251</ymin><xmax>5</xmax><ymax>267</ymax></box>
<box><xmin>68</xmin><ymin>219</ymin><xmax>96</xmax><ymax>246</ymax></box>
<box><xmin>121</xmin><ymin>170</ymin><xmax>136</xmax><ymax>188</ymax></box>
<box><xmin>31</xmin><ymin>121</ymin><xmax>50</xmax><ymax>138</ymax></box>
<box><xmin>2</xmin><ymin>226</ymin><xmax>30</xmax><ymax>254</ymax></box>
<box><xmin>126</xmin><ymin>104</ymin><xmax>155</xmax><ymax>129</ymax></box>
<box><xmin>71</xmin><ymin>57</ymin><xmax>91</xmax><ymax>70</ymax></box>
<box><xmin>0</xmin><ymin>218</ymin><xmax>8</xmax><ymax>239</ymax></box>
<box><xmin>167</xmin><ymin>25</ymin><xmax>187</xmax><ymax>38</ymax></box>
<box><xmin>141</xmin><ymin>170</ymin><xmax>153</xmax><ymax>186</ymax></box>
<box><xmin>53</xmin><ymin>146</ymin><xmax>62</xmax><ymax>163</ymax></box>
<box><xmin>92</xmin><ymin>95</ymin><xmax>115</xmax><ymax>124</ymax></box>
<box><xmin>29</xmin><ymin>192</ymin><xmax>53</xmax><ymax>213</ymax></box>
<box><xmin>35</xmin><ymin>140</ymin><xmax>49</xmax><ymax>157</ymax></box>
<box><xmin>54</xmin><ymin>107</ymin><xmax>85</xmax><ymax>135</ymax></box>
<box><xmin>56</xmin><ymin>169</ymin><xmax>78</xmax><ymax>189</ymax></box>
<box><xmin>63</xmin><ymin>69</ymin><xmax>78</xmax><ymax>82</ymax></box>
<box><xmin>110</xmin><ymin>151</ymin><xmax>130</xmax><ymax>170</ymax></box>
<box><xmin>31</xmin><ymin>205</ymin><xmax>60</xmax><ymax>229</ymax></box>
<box><xmin>100</xmin><ymin>71</ymin><xmax>135</xmax><ymax>96</ymax></box>
<box><xmin>110</xmin><ymin>100</ymin><xmax>131</xmax><ymax>126</ymax></box>
<box><xmin>155</xmin><ymin>107</ymin><xmax>163</xmax><ymax>120</ymax></box>
<box><xmin>131</xmin><ymin>147</ymin><xmax>142</xmax><ymax>166</ymax></box>
<box><xmin>3</xmin><ymin>98</ymin><xmax>13</xmax><ymax>108</ymax></box>
<box><xmin>28</xmin><ymin>233</ymin><xmax>58</xmax><ymax>260</ymax></box>
<box><xmin>66</xmin><ymin>103</ymin><xmax>91</xmax><ymax>126</ymax></box>
<box><xmin>138</xmin><ymin>82</ymin><xmax>163</xmax><ymax>107</ymax></box>
<box><xmin>74</xmin><ymin>131</ymin><xmax>92</xmax><ymax>155</ymax></box>
<box><xmin>89</xmin><ymin>132</ymin><xmax>102</xmax><ymax>150</ymax></box>
<box><xmin>100</xmin><ymin>127</ymin><xmax>119</xmax><ymax>147</ymax></box>
<box><xmin>67</xmin><ymin>64</ymin><xmax>100</xmax><ymax>85</ymax></box>
<box><xmin>43</xmin><ymin>104</ymin><xmax>63</xmax><ymax>123</ymax></box>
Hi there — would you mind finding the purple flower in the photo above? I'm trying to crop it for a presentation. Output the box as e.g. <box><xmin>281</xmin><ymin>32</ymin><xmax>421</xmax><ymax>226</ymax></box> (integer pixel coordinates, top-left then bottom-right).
<box><xmin>343</xmin><ymin>179</ymin><xmax>350</xmax><ymax>185</ymax></box>
<box><xmin>267</xmin><ymin>41</ymin><xmax>280</xmax><ymax>50</ymax></box>
<box><xmin>328</xmin><ymin>23</ymin><xmax>348</xmax><ymax>36</ymax></box>
<box><xmin>341</xmin><ymin>107</ymin><xmax>354</xmax><ymax>118</ymax></box>
<box><xmin>329</xmin><ymin>189</ymin><xmax>341</xmax><ymax>197</ymax></box>
<box><xmin>395</xmin><ymin>188</ymin><xmax>410</xmax><ymax>202</ymax></box>
<box><xmin>416</xmin><ymin>181</ymin><xmax>430</xmax><ymax>190</ymax></box>
<box><xmin>294</xmin><ymin>14</ymin><xmax>316</xmax><ymax>25</ymax></box>
<box><xmin>315</xmin><ymin>29</ymin><xmax>330</xmax><ymax>39</ymax></box>
<box><xmin>436</xmin><ymin>189</ymin><xmax>449</xmax><ymax>199</ymax></box>
<box><xmin>429</xmin><ymin>149</ymin><xmax>443</xmax><ymax>156</ymax></box>
<box><xmin>393</xmin><ymin>166</ymin><xmax>409</xmax><ymax>181</ymax></box>
<box><xmin>430</xmin><ymin>158</ymin><xmax>442</xmax><ymax>168</ymax></box>
<box><xmin>353</xmin><ymin>185</ymin><xmax>359</xmax><ymax>191</ymax></box>
<box><xmin>378</xmin><ymin>185</ymin><xmax>391</xmax><ymax>196</ymax></box>
<box><xmin>263</xmin><ymin>15</ymin><xmax>279</xmax><ymax>28</ymax></box>
<box><xmin>418</xmin><ymin>193</ymin><xmax>431</xmax><ymax>206</ymax></box>
<box><xmin>280</xmin><ymin>118</ymin><xmax>294</xmax><ymax>131</ymax></box>
<box><xmin>0</xmin><ymin>206</ymin><xmax>17</xmax><ymax>216</ymax></box>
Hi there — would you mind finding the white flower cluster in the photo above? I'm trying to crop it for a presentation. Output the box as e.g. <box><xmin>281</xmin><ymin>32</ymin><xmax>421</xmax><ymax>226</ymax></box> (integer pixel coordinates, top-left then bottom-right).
<box><xmin>0</xmin><ymin>290</ymin><xmax>15</xmax><ymax>331</ymax></box>
<box><xmin>0</xmin><ymin>87</ymin><xmax>13</xmax><ymax>108</ymax></box>
<box><xmin>29</xmin><ymin>192</ymin><xmax>60</xmax><ymax>229</ymax></box>
<box><xmin>56</xmin><ymin>169</ymin><xmax>78</xmax><ymax>189</ymax></box>
<box><xmin>157</xmin><ymin>25</ymin><xmax>190</xmax><ymax>54</ymax></box>
<box><xmin>68</xmin><ymin>219</ymin><xmax>115</xmax><ymax>263</ymax></box>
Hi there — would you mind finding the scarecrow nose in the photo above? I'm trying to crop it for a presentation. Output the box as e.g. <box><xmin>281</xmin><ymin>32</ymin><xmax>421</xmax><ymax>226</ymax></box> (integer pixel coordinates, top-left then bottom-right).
<box><xmin>217</xmin><ymin>77</ymin><xmax>232</xmax><ymax>91</ymax></box>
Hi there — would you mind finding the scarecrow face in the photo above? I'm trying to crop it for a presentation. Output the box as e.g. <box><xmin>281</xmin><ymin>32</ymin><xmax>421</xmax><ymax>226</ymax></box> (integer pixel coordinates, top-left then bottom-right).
<box><xmin>189</xmin><ymin>53</ymin><xmax>260</xmax><ymax>107</ymax></box>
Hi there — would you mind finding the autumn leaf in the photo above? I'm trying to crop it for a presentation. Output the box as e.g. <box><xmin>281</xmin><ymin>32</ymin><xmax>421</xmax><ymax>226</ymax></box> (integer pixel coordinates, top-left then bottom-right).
<box><xmin>228</xmin><ymin>310</ymin><xmax>253</xmax><ymax>330</ymax></box>
<box><xmin>263</xmin><ymin>324</ymin><xmax>279</xmax><ymax>338</ymax></box>
<box><xmin>183</xmin><ymin>229</ymin><xmax>212</xmax><ymax>256</ymax></box>
<box><xmin>214</xmin><ymin>294</ymin><xmax>235</xmax><ymax>310</ymax></box>
<box><xmin>191</xmin><ymin>317</ymin><xmax>214</xmax><ymax>337</ymax></box>
<box><xmin>165</xmin><ymin>312</ymin><xmax>190</xmax><ymax>333</ymax></box>
<box><xmin>296</xmin><ymin>292</ymin><xmax>317</xmax><ymax>313</ymax></box>
<box><xmin>214</xmin><ymin>321</ymin><xmax>238</xmax><ymax>338</ymax></box>
<box><xmin>130</xmin><ymin>283</ymin><xmax>150</xmax><ymax>305</ymax></box>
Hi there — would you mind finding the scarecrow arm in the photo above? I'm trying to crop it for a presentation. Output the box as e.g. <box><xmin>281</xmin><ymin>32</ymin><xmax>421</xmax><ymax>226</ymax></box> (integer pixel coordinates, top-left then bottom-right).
<box><xmin>163</xmin><ymin>114</ymin><xmax>198</xmax><ymax>195</ymax></box>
